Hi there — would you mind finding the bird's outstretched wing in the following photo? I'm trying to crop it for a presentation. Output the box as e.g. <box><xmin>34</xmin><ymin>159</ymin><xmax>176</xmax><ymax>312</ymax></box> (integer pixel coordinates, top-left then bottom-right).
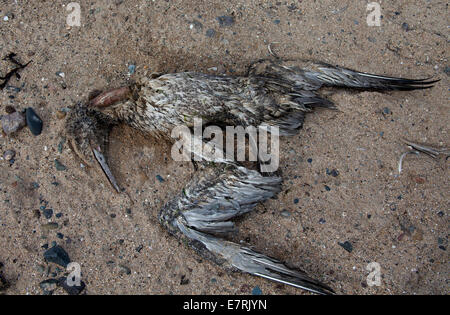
<box><xmin>159</xmin><ymin>163</ymin><xmax>335</xmax><ymax>295</ymax></box>
<box><xmin>249</xmin><ymin>59</ymin><xmax>439</xmax><ymax>91</ymax></box>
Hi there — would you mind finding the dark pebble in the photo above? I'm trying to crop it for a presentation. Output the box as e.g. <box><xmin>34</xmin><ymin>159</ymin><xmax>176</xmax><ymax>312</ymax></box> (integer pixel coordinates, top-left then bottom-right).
<box><xmin>216</xmin><ymin>15</ymin><xmax>235</xmax><ymax>27</ymax></box>
<box><xmin>439</xmin><ymin>246</ymin><xmax>446</xmax><ymax>251</ymax></box>
<box><xmin>319</xmin><ymin>218</ymin><xmax>326</xmax><ymax>224</ymax></box>
<box><xmin>56</xmin><ymin>233</ymin><xmax>64</xmax><ymax>239</ymax></box>
<box><xmin>54</xmin><ymin>159</ymin><xmax>67</xmax><ymax>171</ymax></box>
<box><xmin>307</xmin><ymin>158</ymin><xmax>312</xmax><ymax>163</ymax></box>
<box><xmin>401</xmin><ymin>22</ymin><xmax>410</xmax><ymax>31</ymax></box>
<box><xmin>25</xmin><ymin>107</ymin><xmax>43</xmax><ymax>136</ymax></box>
<box><xmin>324</xmin><ymin>185</ymin><xmax>331</xmax><ymax>191</ymax></box>
<box><xmin>156</xmin><ymin>175</ymin><xmax>165</xmax><ymax>182</ymax></box>
<box><xmin>437</xmin><ymin>211</ymin><xmax>444</xmax><ymax>217</ymax></box>
<box><xmin>136</xmin><ymin>245</ymin><xmax>143</xmax><ymax>253</ymax></box>
<box><xmin>180</xmin><ymin>275</ymin><xmax>190</xmax><ymax>285</ymax></box>
<box><xmin>55</xmin><ymin>212</ymin><xmax>63</xmax><ymax>218</ymax></box>
<box><xmin>44</xmin><ymin>245</ymin><xmax>71</xmax><ymax>268</ymax></box>
<box><xmin>252</xmin><ymin>286</ymin><xmax>262</xmax><ymax>295</ymax></box>
<box><xmin>338</xmin><ymin>241</ymin><xmax>353</xmax><ymax>253</ymax></box>
<box><xmin>43</xmin><ymin>208</ymin><xmax>53</xmax><ymax>219</ymax></box>
<box><xmin>273</xmin><ymin>19</ymin><xmax>281</xmax><ymax>24</ymax></box>
<box><xmin>383</xmin><ymin>107</ymin><xmax>391</xmax><ymax>115</ymax></box>
<box><xmin>58</xmin><ymin>277</ymin><xmax>86</xmax><ymax>295</ymax></box>
<box><xmin>293</xmin><ymin>198</ymin><xmax>299</xmax><ymax>204</ymax></box>
<box><xmin>5</xmin><ymin>106</ymin><xmax>16</xmax><ymax>114</ymax></box>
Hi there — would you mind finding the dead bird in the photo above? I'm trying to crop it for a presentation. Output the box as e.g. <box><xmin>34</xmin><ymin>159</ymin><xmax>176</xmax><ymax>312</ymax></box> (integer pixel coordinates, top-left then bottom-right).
<box><xmin>66</xmin><ymin>59</ymin><xmax>437</xmax><ymax>295</ymax></box>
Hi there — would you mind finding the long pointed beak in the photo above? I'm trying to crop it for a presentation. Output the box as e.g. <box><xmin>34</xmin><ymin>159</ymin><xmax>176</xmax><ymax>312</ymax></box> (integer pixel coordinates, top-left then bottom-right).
<box><xmin>92</xmin><ymin>146</ymin><xmax>121</xmax><ymax>193</ymax></box>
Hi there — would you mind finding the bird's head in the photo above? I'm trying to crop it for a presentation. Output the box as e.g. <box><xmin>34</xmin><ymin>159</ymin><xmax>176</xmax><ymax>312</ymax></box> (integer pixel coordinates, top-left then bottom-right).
<box><xmin>65</xmin><ymin>87</ymin><xmax>131</xmax><ymax>192</ymax></box>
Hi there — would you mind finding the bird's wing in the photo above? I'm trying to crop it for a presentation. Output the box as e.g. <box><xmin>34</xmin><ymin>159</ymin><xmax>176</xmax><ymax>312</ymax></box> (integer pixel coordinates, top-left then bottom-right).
<box><xmin>249</xmin><ymin>59</ymin><xmax>439</xmax><ymax>91</ymax></box>
<box><xmin>159</xmin><ymin>163</ymin><xmax>335</xmax><ymax>294</ymax></box>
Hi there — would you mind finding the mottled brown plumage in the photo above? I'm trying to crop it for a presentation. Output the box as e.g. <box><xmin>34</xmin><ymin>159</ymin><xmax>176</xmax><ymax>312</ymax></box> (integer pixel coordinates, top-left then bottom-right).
<box><xmin>65</xmin><ymin>59</ymin><xmax>437</xmax><ymax>294</ymax></box>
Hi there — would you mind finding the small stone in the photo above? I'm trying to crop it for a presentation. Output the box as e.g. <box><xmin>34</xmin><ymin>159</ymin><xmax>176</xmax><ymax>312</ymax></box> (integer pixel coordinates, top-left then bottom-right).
<box><xmin>56</xmin><ymin>233</ymin><xmax>64</xmax><ymax>239</ymax></box>
<box><xmin>273</xmin><ymin>19</ymin><xmax>281</xmax><ymax>24</ymax></box>
<box><xmin>324</xmin><ymin>185</ymin><xmax>331</xmax><ymax>191</ymax></box>
<box><xmin>293</xmin><ymin>198</ymin><xmax>299</xmax><ymax>204</ymax></box>
<box><xmin>56</xmin><ymin>110</ymin><xmax>66</xmax><ymax>120</ymax></box>
<box><xmin>444</xmin><ymin>66</ymin><xmax>450</xmax><ymax>76</ymax></box>
<box><xmin>128</xmin><ymin>64</ymin><xmax>136</xmax><ymax>75</ymax></box>
<box><xmin>5</xmin><ymin>106</ymin><xmax>15</xmax><ymax>114</ymax></box>
<box><xmin>25</xmin><ymin>107</ymin><xmax>43</xmax><ymax>136</ymax></box>
<box><xmin>402</xmin><ymin>22</ymin><xmax>410</xmax><ymax>31</ymax></box>
<box><xmin>41</xmin><ymin>222</ymin><xmax>59</xmax><ymax>231</ymax></box>
<box><xmin>319</xmin><ymin>218</ymin><xmax>326</xmax><ymax>224</ymax></box>
<box><xmin>55</xmin><ymin>159</ymin><xmax>67</xmax><ymax>171</ymax></box>
<box><xmin>56</xmin><ymin>71</ymin><xmax>65</xmax><ymax>78</ymax></box>
<box><xmin>43</xmin><ymin>208</ymin><xmax>53</xmax><ymax>219</ymax></box>
<box><xmin>205</xmin><ymin>28</ymin><xmax>216</xmax><ymax>38</ymax></box>
<box><xmin>382</xmin><ymin>107</ymin><xmax>391</xmax><ymax>115</ymax></box>
<box><xmin>180</xmin><ymin>275</ymin><xmax>190</xmax><ymax>285</ymax></box>
<box><xmin>280</xmin><ymin>210</ymin><xmax>291</xmax><ymax>218</ymax></box>
<box><xmin>156</xmin><ymin>175</ymin><xmax>165</xmax><ymax>183</ymax></box>
<box><xmin>3</xmin><ymin>150</ymin><xmax>15</xmax><ymax>161</ymax></box>
<box><xmin>1</xmin><ymin>111</ymin><xmax>26</xmax><ymax>135</ymax></box>
<box><xmin>44</xmin><ymin>245</ymin><xmax>70</xmax><ymax>267</ymax></box>
<box><xmin>252</xmin><ymin>286</ymin><xmax>262</xmax><ymax>295</ymax></box>
<box><xmin>307</xmin><ymin>158</ymin><xmax>313</xmax><ymax>163</ymax></box>
<box><xmin>216</xmin><ymin>15</ymin><xmax>235</xmax><ymax>27</ymax></box>
<box><xmin>338</xmin><ymin>241</ymin><xmax>353</xmax><ymax>253</ymax></box>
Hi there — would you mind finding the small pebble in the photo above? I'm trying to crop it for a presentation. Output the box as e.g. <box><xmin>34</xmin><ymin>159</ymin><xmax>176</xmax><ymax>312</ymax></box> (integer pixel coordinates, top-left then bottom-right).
<box><xmin>56</xmin><ymin>110</ymin><xmax>66</xmax><ymax>120</ymax></box>
<box><xmin>1</xmin><ymin>111</ymin><xmax>26</xmax><ymax>135</ymax></box>
<box><xmin>55</xmin><ymin>159</ymin><xmax>67</xmax><ymax>171</ymax></box>
<box><xmin>128</xmin><ymin>64</ymin><xmax>136</xmax><ymax>75</ymax></box>
<box><xmin>280</xmin><ymin>210</ymin><xmax>291</xmax><ymax>218</ymax></box>
<box><xmin>338</xmin><ymin>241</ymin><xmax>353</xmax><ymax>253</ymax></box>
<box><xmin>252</xmin><ymin>286</ymin><xmax>262</xmax><ymax>295</ymax></box>
<box><xmin>25</xmin><ymin>107</ymin><xmax>43</xmax><ymax>136</ymax></box>
<box><xmin>44</xmin><ymin>245</ymin><xmax>70</xmax><ymax>267</ymax></box>
<box><xmin>43</xmin><ymin>209</ymin><xmax>53</xmax><ymax>219</ymax></box>
<box><xmin>293</xmin><ymin>198</ymin><xmax>299</xmax><ymax>204</ymax></box>
<box><xmin>3</xmin><ymin>150</ymin><xmax>15</xmax><ymax>161</ymax></box>
<box><xmin>324</xmin><ymin>185</ymin><xmax>331</xmax><ymax>191</ymax></box>
<box><xmin>319</xmin><ymin>218</ymin><xmax>326</xmax><ymax>224</ymax></box>
<box><xmin>5</xmin><ymin>106</ymin><xmax>15</xmax><ymax>114</ymax></box>
<box><xmin>156</xmin><ymin>175</ymin><xmax>165</xmax><ymax>183</ymax></box>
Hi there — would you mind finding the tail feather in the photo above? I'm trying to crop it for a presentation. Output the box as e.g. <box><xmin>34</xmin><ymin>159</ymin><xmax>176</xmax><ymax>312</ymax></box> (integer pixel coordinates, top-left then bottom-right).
<box><xmin>303</xmin><ymin>64</ymin><xmax>439</xmax><ymax>90</ymax></box>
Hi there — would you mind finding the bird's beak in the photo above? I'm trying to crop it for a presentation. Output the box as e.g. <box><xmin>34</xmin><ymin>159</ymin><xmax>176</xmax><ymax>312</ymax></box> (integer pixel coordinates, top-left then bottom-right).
<box><xmin>92</xmin><ymin>145</ymin><xmax>121</xmax><ymax>193</ymax></box>
<box><xmin>85</xmin><ymin>86</ymin><xmax>131</xmax><ymax>193</ymax></box>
